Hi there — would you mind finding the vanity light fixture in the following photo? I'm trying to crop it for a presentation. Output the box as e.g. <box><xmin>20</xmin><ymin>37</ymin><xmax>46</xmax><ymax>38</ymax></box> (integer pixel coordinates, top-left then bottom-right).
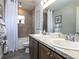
<box><xmin>19</xmin><ymin>0</ymin><xmax>22</xmax><ymax>8</ymax></box>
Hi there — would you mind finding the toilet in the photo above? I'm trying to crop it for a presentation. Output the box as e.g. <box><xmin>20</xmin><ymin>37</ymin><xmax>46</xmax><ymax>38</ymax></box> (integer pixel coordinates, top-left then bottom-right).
<box><xmin>22</xmin><ymin>37</ymin><xmax>29</xmax><ymax>53</ymax></box>
<box><xmin>18</xmin><ymin>37</ymin><xmax>29</xmax><ymax>53</ymax></box>
<box><xmin>23</xmin><ymin>41</ymin><xmax>29</xmax><ymax>53</ymax></box>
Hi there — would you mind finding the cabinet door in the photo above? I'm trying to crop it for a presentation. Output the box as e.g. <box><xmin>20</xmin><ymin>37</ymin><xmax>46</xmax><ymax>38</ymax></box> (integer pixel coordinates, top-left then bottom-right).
<box><xmin>39</xmin><ymin>44</ymin><xmax>50</xmax><ymax>59</ymax></box>
<box><xmin>32</xmin><ymin>39</ymin><xmax>38</xmax><ymax>59</ymax></box>
<box><xmin>29</xmin><ymin>37</ymin><xmax>33</xmax><ymax>59</ymax></box>
<box><xmin>49</xmin><ymin>51</ymin><xmax>54</xmax><ymax>59</ymax></box>
<box><xmin>53</xmin><ymin>52</ymin><xmax>65</xmax><ymax>59</ymax></box>
<box><xmin>29</xmin><ymin>37</ymin><xmax>38</xmax><ymax>59</ymax></box>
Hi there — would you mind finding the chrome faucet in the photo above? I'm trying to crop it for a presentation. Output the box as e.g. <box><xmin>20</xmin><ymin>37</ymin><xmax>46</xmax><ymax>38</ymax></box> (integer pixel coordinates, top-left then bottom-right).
<box><xmin>65</xmin><ymin>34</ymin><xmax>75</xmax><ymax>42</ymax></box>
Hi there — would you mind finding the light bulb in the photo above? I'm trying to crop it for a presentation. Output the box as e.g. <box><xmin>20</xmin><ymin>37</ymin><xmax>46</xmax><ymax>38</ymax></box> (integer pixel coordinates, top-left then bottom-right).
<box><xmin>19</xmin><ymin>5</ymin><xmax>22</xmax><ymax>8</ymax></box>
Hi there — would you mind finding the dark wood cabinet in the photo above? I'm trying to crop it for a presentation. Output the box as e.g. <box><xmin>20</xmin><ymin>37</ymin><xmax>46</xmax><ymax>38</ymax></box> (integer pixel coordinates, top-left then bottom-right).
<box><xmin>29</xmin><ymin>36</ymin><xmax>66</xmax><ymax>59</ymax></box>
<box><xmin>39</xmin><ymin>44</ymin><xmax>50</xmax><ymax>59</ymax></box>
<box><xmin>32</xmin><ymin>39</ymin><xmax>38</xmax><ymax>59</ymax></box>
<box><xmin>39</xmin><ymin>43</ymin><xmax>65</xmax><ymax>59</ymax></box>
<box><xmin>50</xmin><ymin>51</ymin><xmax>66</xmax><ymax>59</ymax></box>
<box><xmin>29</xmin><ymin>37</ymin><xmax>33</xmax><ymax>59</ymax></box>
<box><xmin>53</xmin><ymin>52</ymin><xmax>65</xmax><ymax>59</ymax></box>
<box><xmin>29</xmin><ymin>37</ymin><xmax>38</xmax><ymax>59</ymax></box>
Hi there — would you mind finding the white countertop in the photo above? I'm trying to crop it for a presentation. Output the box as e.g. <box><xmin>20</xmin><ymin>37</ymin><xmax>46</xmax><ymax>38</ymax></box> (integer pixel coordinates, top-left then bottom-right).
<box><xmin>29</xmin><ymin>34</ymin><xmax>79</xmax><ymax>59</ymax></box>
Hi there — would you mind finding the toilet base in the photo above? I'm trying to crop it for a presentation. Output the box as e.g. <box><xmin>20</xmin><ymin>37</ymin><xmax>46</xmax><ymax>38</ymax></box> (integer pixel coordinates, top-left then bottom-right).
<box><xmin>25</xmin><ymin>48</ymin><xmax>29</xmax><ymax>53</ymax></box>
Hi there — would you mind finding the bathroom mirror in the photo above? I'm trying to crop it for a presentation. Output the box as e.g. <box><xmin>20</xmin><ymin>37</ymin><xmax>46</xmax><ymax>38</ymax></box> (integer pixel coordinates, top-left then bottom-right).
<box><xmin>43</xmin><ymin>0</ymin><xmax>79</xmax><ymax>34</ymax></box>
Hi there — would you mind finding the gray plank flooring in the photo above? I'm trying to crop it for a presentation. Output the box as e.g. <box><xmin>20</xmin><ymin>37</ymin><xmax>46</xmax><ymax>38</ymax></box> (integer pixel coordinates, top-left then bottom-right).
<box><xmin>2</xmin><ymin>49</ymin><xmax>30</xmax><ymax>59</ymax></box>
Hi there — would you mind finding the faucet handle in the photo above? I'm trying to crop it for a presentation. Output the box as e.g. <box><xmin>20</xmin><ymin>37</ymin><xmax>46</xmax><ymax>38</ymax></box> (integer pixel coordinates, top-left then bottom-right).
<box><xmin>70</xmin><ymin>36</ymin><xmax>75</xmax><ymax>42</ymax></box>
<box><xmin>65</xmin><ymin>34</ymin><xmax>75</xmax><ymax>42</ymax></box>
<box><xmin>65</xmin><ymin>35</ymin><xmax>69</xmax><ymax>40</ymax></box>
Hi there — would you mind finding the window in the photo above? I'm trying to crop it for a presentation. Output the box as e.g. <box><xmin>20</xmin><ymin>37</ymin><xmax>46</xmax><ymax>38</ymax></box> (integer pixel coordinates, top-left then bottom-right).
<box><xmin>17</xmin><ymin>15</ymin><xmax>25</xmax><ymax>24</ymax></box>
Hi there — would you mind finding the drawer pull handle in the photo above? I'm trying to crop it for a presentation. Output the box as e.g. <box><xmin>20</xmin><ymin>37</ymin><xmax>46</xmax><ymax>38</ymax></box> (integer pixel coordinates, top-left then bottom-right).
<box><xmin>50</xmin><ymin>54</ymin><xmax>53</xmax><ymax>58</ymax></box>
<box><xmin>47</xmin><ymin>52</ymin><xmax>50</xmax><ymax>55</ymax></box>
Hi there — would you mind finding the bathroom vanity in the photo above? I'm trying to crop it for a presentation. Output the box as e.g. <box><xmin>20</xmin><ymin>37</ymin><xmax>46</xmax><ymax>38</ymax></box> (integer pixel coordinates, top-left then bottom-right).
<box><xmin>29</xmin><ymin>34</ymin><xmax>79</xmax><ymax>59</ymax></box>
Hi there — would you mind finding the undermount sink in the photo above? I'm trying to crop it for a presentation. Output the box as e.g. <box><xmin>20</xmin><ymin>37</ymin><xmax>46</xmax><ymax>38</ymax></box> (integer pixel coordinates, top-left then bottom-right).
<box><xmin>51</xmin><ymin>39</ymin><xmax>79</xmax><ymax>50</ymax></box>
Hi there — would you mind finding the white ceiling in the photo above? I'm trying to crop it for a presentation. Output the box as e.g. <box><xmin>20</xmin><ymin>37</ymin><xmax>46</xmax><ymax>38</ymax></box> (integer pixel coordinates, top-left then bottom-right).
<box><xmin>22</xmin><ymin>0</ymin><xmax>79</xmax><ymax>11</ymax></box>
<box><xmin>22</xmin><ymin>0</ymin><xmax>40</xmax><ymax>10</ymax></box>
<box><xmin>44</xmin><ymin>0</ymin><xmax>79</xmax><ymax>12</ymax></box>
